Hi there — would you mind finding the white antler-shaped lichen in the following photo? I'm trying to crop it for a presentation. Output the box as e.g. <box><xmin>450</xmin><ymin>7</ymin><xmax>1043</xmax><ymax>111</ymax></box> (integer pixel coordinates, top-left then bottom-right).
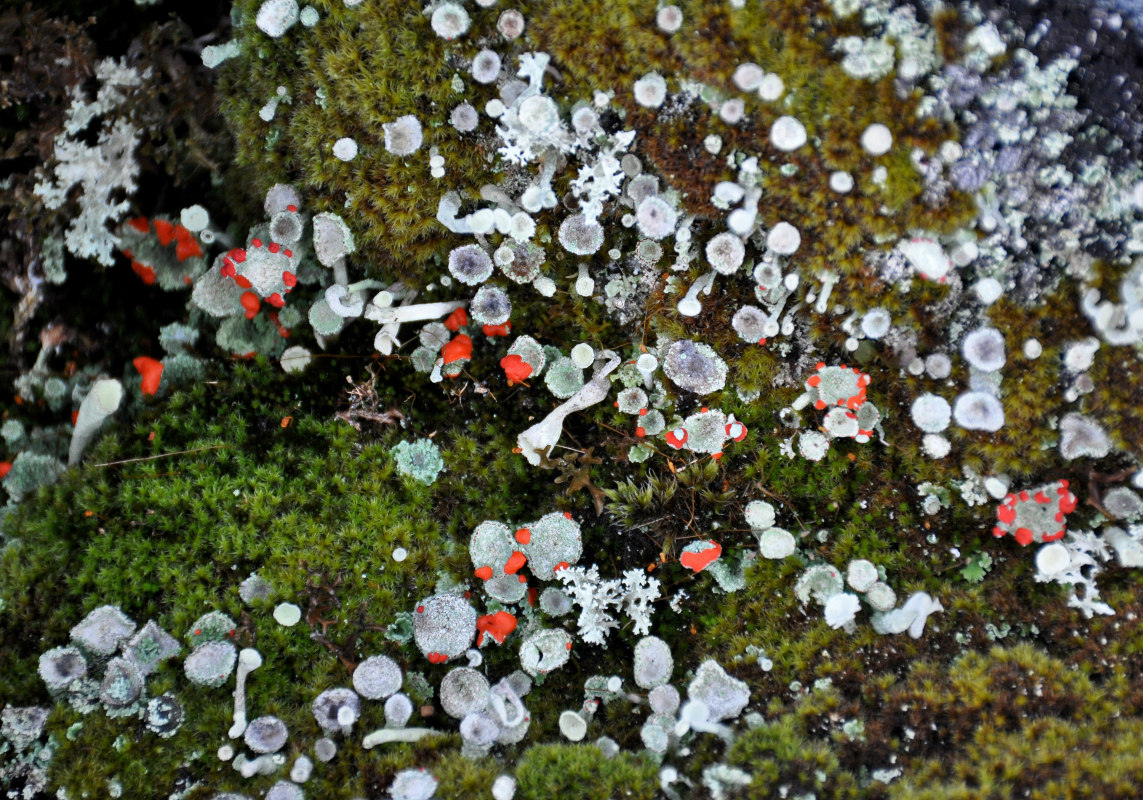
<box><xmin>517</xmin><ymin>350</ymin><xmax>620</xmax><ymax>465</ymax></box>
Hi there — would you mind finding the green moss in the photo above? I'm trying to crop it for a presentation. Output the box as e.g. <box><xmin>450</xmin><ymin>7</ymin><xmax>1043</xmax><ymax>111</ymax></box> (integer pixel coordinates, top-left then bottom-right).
<box><xmin>879</xmin><ymin>646</ymin><xmax>1143</xmax><ymax>800</ymax></box>
<box><xmin>219</xmin><ymin>0</ymin><xmax>972</xmax><ymax>297</ymax></box>
<box><xmin>892</xmin><ymin>718</ymin><xmax>1143</xmax><ymax>800</ymax></box>
<box><xmin>727</xmin><ymin>715</ymin><xmax>863</xmax><ymax>800</ymax></box>
<box><xmin>720</xmin><ymin>644</ymin><xmax>1143</xmax><ymax>800</ymax></box>
<box><xmin>515</xmin><ymin>744</ymin><xmax>658</xmax><ymax>800</ymax></box>
<box><xmin>0</xmin><ymin>356</ymin><xmax>685</xmax><ymax>798</ymax></box>
<box><xmin>8</xmin><ymin>1</ymin><xmax>1143</xmax><ymax>797</ymax></box>
<box><xmin>0</xmin><ymin>362</ymin><xmax>526</xmax><ymax>796</ymax></box>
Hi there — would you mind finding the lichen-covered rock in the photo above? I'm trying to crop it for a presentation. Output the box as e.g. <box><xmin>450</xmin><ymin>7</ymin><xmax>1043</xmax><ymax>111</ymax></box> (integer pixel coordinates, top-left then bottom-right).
<box><xmin>633</xmin><ymin>636</ymin><xmax>673</xmax><ymax>689</ymax></box>
<box><xmin>391</xmin><ymin>439</ymin><xmax>445</xmax><ymax>485</ymax></box>
<box><xmin>352</xmin><ymin>655</ymin><xmax>403</xmax><ymax>700</ymax></box>
<box><xmin>543</xmin><ymin>356</ymin><xmax>584</xmax><ymax>399</ymax></box>
<box><xmin>123</xmin><ymin>620</ymin><xmax>180</xmax><ymax>675</ymax></box>
<box><xmin>311</xmin><ymin>212</ymin><xmax>355</xmax><ymax>267</ymax></box>
<box><xmin>264</xmin><ymin>781</ymin><xmax>304</xmax><ymax>800</ymax></box>
<box><xmin>439</xmin><ymin>667</ymin><xmax>490</xmax><ymax>719</ymax></box>
<box><xmin>1</xmin><ymin>451</ymin><xmax>65</xmax><ymax>502</ymax></box>
<box><xmin>0</xmin><ymin>706</ymin><xmax>50</xmax><ymax>751</ymax></box>
<box><xmin>38</xmin><ymin>646</ymin><xmax>88</xmax><ymax>693</ymax></box>
<box><xmin>519</xmin><ymin>628</ymin><xmax>572</xmax><ymax>677</ymax></box>
<box><xmin>521</xmin><ymin>512</ymin><xmax>583</xmax><ymax>579</ymax></box>
<box><xmin>389</xmin><ymin>768</ymin><xmax>438</xmax><ymax>800</ymax></box>
<box><xmin>239</xmin><ymin>573</ymin><xmax>273</xmax><ymax>604</ymax></box>
<box><xmin>311</xmin><ymin>688</ymin><xmax>360</xmax><ymax>733</ymax></box>
<box><xmin>384</xmin><ymin>693</ymin><xmax>414</xmax><ymax>729</ymax></box>
<box><xmin>70</xmin><ymin>605</ymin><xmax>136</xmax><ymax>658</ymax></box>
<box><xmin>144</xmin><ymin>694</ymin><xmax>184</xmax><ymax>738</ymax></box>
<box><xmin>470</xmin><ymin>285</ymin><xmax>512</xmax><ymax>326</ymax></box>
<box><xmin>953</xmin><ymin>391</ymin><xmax>1005</xmax><ymax>432</ymax></box>
<box><xmin>447</xmin><ymin>243</ymin><xmax>494</xmax><ymax>286</ymax></box>
<box><xmin>413</xmin><ymin>594</ymin><xmax>476</xmax><ymax>663</ymax></box>
<box><xmin>1058</xmin><ymin>413</ymin><xmax>1112</xmax><ymax>460</ymax></box>
<box><xmin>661</xmin><ymin>340</ymin><xmax>727</xmax><ymax>395</ymax></box>
<box><xmin>244</xmin><ymin>715</ymin><xmax>289</xmax><ymax>753</ymax></box>
<box><xmin>803</xmin><ymin>363</ymin><xmax>870</xmax><ymax>411</ymax></box>
<box><xmin>992</xmin><ymin>480</ymin><xmax>1077</xmax><ymax>545</ymax></box>
<box><xmin>99</xmin><ymin>657</ymin><xmax>144</xmax><ymax>708</ymax></box>
<box><xmin>186</xmin><ymin>611</ymin><xmax>237</xmax><ymax>646</ymax></box>
<box><xmin>470</xmin><ymin>520</ymin><xmax>517</xmax><ymax>582</ymax></box>
<box><xmin>184</xmin><ymin>640</ymin><xmax>237</xmax><ymax>688</ymax></box>
<box><xmin>687</xmin><ymin>660</ymin><xmax>749</xmax><ymax>722</ymax></box>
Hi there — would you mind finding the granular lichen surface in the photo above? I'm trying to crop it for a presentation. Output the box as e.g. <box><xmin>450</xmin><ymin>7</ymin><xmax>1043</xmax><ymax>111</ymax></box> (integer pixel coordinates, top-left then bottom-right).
<box><xmin>2</xmin><ymin>0</ymin><xmax>1143</xmax><ymax>798</ymax></box>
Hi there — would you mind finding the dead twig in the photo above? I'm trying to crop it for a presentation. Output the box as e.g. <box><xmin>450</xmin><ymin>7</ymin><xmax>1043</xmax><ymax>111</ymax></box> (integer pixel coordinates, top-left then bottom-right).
<box><xmin>90</xmin><ymin>444</ymin><xmax>231</xmax><ymax>468</ymax></box>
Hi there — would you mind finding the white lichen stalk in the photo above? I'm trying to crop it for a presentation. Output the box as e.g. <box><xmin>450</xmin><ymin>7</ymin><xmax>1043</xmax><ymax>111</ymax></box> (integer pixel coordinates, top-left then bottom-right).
<box><xmin>227</xmin><ymin>648</ymin><xmax>263</xmax><ymax>739</ymax></box>
<box><xmin>517</xmin><ymin>350</ymin><xmax>621</xmax><ymax>465</ymax></box>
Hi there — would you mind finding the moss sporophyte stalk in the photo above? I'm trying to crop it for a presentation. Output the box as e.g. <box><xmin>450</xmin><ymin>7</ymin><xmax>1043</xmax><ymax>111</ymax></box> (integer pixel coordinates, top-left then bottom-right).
<box><xmin>3</xmin><ymin>0</ymin><xmax>1143</xmax><ymax>797</ymax></box>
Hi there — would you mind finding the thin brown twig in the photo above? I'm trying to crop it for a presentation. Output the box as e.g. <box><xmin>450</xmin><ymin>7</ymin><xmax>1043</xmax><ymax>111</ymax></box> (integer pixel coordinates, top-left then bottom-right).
<box><xmin>629</xmin><ymin>515</ymin><xmax>673</xmax><ymax>532</ymax></box>
<box><xmin>754</xmin><ymin>480</ymin><xmax>807</xmax><ymax>531</ymax></box>
<box><xmin>1086</xmin><ymin>467</ymin><xmax>1137</xmax><ymax>520</ymax></box>
<box><xmin>90</xmin><ymin>444</ymin><xmax>230</xmax><ymax>468</ymax></box>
